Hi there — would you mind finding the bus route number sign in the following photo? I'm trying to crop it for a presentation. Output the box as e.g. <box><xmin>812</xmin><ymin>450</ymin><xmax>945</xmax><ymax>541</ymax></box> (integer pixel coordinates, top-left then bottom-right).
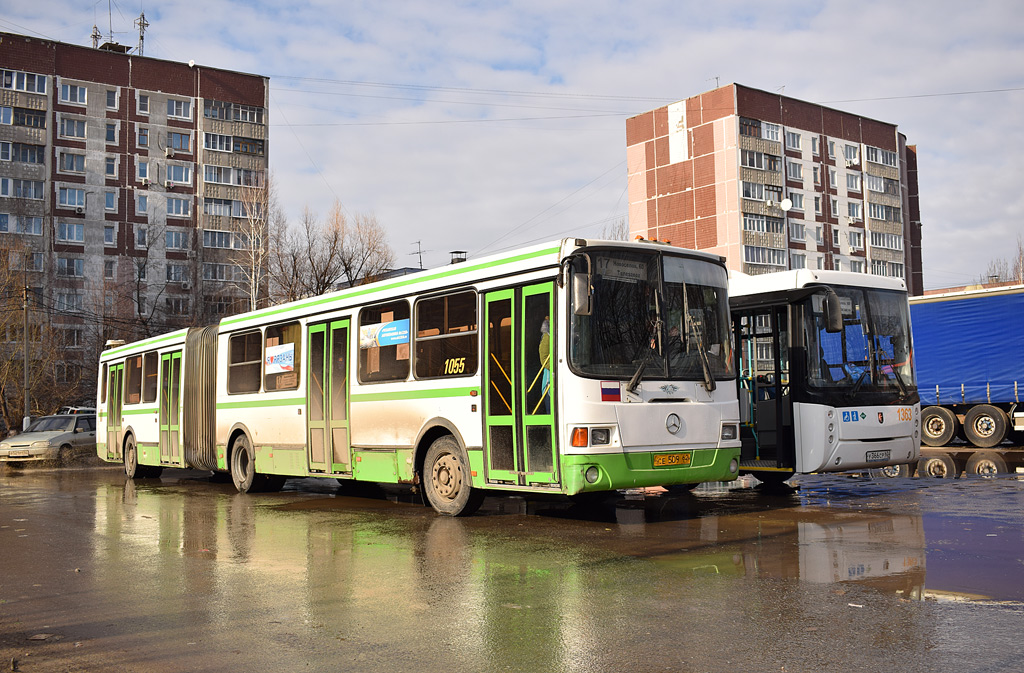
<box><xmin>653</xmin><ymin>452</ymin><xmax>692</xmax><ymax>468</ymax></box>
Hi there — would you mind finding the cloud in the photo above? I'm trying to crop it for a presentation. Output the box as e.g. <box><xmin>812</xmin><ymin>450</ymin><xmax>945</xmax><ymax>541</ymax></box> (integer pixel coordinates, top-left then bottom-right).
<box><xmin>3</xmin><ymin>0</ymin><xmax>1022</xmax><ymax>282</ymax></box>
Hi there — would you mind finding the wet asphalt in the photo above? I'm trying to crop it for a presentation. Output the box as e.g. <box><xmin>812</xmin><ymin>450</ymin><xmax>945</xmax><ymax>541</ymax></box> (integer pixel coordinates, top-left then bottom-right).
<box><xmin>1</xmin><ymin>463</ymin><xmax>1023</xmax><ymax>673</ymax></box>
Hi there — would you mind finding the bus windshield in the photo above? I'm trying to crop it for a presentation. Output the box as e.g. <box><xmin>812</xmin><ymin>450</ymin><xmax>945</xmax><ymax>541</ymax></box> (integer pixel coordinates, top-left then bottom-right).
<box><xmin>570</xmin><ymin>250</ymin><xmax>735</xmax><ymax>382</ymax></box>
<box><xmin>805</xmin><ymin>286</ymin><xmax>917</xmax><ymax>401</ymax></box>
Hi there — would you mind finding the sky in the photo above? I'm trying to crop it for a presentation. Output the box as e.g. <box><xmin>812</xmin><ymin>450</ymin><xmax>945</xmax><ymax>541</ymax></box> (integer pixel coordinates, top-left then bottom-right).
<box><xmin>2</xmin><ymin>0</ymin><xmax>1022</xmax><ymax>287</ymax></box>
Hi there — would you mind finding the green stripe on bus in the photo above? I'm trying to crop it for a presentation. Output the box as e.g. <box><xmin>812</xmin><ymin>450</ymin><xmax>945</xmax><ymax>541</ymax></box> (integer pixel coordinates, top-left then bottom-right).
<box><xmin>217</xmin><ymin>397</ymin><xmax>306</xmax><ymax>410</ymax></box>
<box><xmin>351</xmin><ymin>387</ymin><xmax>479</xmax><ymax>403</ymax></box>
<box><xmin>122</xmin><ymin>407</ymin><xmax>157</xmax><ymax>415</ymax></box>
<box><xmin>220</xmin><ymin>245</ymin><xmax>561</xmax><ymax>327</ymax></box>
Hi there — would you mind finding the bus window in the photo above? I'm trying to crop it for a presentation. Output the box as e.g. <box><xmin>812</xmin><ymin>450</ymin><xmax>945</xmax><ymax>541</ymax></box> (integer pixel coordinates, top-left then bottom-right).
<box><xmin>358</xmin><ymin>301</ymin><xmax>410</xmax><ymax>383</ymax></box>
<box><xmin>414</xmin><ymin>291</ymin><xmax>477</xmax><ymax>379</ymax></box>
<box><xmin>142</xmin><ymin>352</ymin><xmax>159</xmax><ymax>403</ymax></box>
<box><xmin>228</xmin><ymin>331</ymin><xmax>262</xmax><ymax>394</ymax></box>
<box><xmin>265</xmin><ymin>321</ymin><xmax>301</xmax><ymax>391</ymax></box>
<box><xmin>125</xmin><ymin>355</ymin><xmax>142</xmax><ymax>404</ymax></box>
<box><xmin>100</xmin><ymin>363</ymin><xmax>107</xmax><ymax>404</ymax></box>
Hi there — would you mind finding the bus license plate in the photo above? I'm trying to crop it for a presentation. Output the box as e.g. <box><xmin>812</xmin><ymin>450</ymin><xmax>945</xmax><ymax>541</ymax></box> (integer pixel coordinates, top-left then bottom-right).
<box><xmin>653</xmin><ymin>452</ymin><xmax>692</xmax><ymax>467</ymax></box>
<box><xmin>865</xmin><ymin>450</ymin><xmax>890</xmax><ymax>463</ymax></box>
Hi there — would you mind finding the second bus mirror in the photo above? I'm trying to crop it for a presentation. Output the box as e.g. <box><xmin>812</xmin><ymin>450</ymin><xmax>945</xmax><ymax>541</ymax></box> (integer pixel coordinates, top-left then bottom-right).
<box><xmin>824</xmin><ymin>290</ymin><xmax>843</xmax><ymax>333</ymax></box>
<box><xmin>573</xmin><ymin>273</ymin><xmax>592</xmax><ymax>316</ymax></box>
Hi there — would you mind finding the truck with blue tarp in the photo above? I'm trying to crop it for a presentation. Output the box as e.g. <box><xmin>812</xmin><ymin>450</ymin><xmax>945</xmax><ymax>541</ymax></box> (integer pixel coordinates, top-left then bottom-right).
<box><xmin>911</xmin><ymin>284</ymin><xmax>1024</xmax><ymax>477</ymax></box>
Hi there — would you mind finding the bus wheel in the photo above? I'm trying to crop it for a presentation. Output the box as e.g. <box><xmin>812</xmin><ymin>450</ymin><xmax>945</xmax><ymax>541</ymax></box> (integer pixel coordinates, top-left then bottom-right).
<box><xmin>964</xmin><ymin>451</ymin><xmax>1008</xmax><ymax>477</ymax></box>
<box><xmin>124</xmin><ymin>437</ymin><xmax>139</xmax><ymax>478</ymax></box>
<box><xmin>423</xmin><ymin>436</ymin><xmax>483</xmax><ymax>517</ymax></box>
<box><xmin>921</xmin><ymin>407</ymin><xmax>957</xmax><ymax>447</ymax></box>
<box><xmin>869</xmin><ymin>463</ymin><xmax>913</xmax><ymax>479</ymax></box>
<box><xmin>963</xmin><ymin>405</ymin><xmax>1008</xmax><ymax>448</ymax></box>
<box><xmin>917</xmin><ymin>453</ymin><xmax>958</xmax><ymax>478</ymax></box>
<box><xmin>230</xmin><ymin>434</ymin><xmax>258</xmax><ymax>493</ymax></box>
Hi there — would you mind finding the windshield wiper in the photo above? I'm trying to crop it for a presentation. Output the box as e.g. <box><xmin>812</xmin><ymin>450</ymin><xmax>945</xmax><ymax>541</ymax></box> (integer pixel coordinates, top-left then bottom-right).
<box><xmin>626</xmin><ymin>290</ymin><xmax>663</xmax><ymax>394</ymax></box>
<box><xmin>626</xmin><ymin>357</ymin><xmax>648</xmax><ymax>393</ymax></box>
<box><xmin>687</xmin><ymin>313</ymin><xmax>716</xmax><ymax>392</ymax></box>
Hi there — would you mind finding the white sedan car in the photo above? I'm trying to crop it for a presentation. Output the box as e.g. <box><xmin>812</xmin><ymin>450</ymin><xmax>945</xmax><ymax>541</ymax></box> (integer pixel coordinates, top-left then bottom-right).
<box><xmin>0</xmin><ymin>415</ymin><xmax>97</xmax><ymax>466</ymax></box>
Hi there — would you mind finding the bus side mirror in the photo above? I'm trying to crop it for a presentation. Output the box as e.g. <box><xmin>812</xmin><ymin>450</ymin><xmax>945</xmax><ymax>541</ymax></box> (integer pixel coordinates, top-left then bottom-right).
<box><xmin>573</xmin><ymin>273</ymin><xmax>592</xmax><ymax>316</ymax></box>
<box><xmin>824</xmin><ymin>290</ymin><xmax>843</xmax><ymax>333</ymax></box>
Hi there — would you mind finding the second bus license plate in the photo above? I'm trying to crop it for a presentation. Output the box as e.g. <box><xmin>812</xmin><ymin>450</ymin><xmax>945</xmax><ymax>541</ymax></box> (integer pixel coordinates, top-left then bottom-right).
<box><xmin>653</xmin><ymin>452</ymin><xmax>692</xmax><ymax>467</ymax></box>
<box><xmin>865</xmin><ymin>449</ymin><xmax>891</xmax><ymax>463</ymax></box>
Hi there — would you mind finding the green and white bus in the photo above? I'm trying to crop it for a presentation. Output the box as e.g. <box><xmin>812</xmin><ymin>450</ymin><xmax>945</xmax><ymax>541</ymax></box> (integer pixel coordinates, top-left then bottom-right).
<box><xmin>97</xmin><ymin>238</ymin><xmax>741</xmax><ymax>515</ymax></box>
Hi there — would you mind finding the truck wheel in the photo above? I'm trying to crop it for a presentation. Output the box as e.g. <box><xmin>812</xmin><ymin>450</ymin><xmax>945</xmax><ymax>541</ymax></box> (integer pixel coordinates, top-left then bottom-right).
<box><xmin>964</xmin><ymin>451</ymin><xmax>1008</xmax><ymax>477</ymax></box>
<box><xmin>921</xmin><ymin>407</ymin><xmax>957</xmax><ymax>447</ymax></box>
<box><xmin>917</xmin><ymin>453</ymin><xmax>958</xmax><ymax>478</ymax></box>
<box><xmin>869</xmin><ymin>463</ymin><xmax>913</xmax><ymax>479</ymax></box>
<box><xmin>963</xmin><ymin>405</ymin><xmax>1008</xmax><ymax>448</ymax></box>
<box><xmin>423</xmin><ymin>435</ymin><xmax>483</xmax><ymax>516</ymax></box>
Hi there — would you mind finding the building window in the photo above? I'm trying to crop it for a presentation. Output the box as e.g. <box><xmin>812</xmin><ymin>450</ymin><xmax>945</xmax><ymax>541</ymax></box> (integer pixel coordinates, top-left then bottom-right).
<box><xmin>741</xmin><ymin>181</ymin><xmax>764</xmax><ymax>200</ymax></box>
<box><xmin>138</xmin><ymin>127</ymin><xmax>149</xmax><ymax>147</ymax></box>
<box><xmin>203</xmin><ymin>229</ymin><xmax>236</xmax><ymax>249</ymax></box>
<box><xmin>60</xmin><ymin>118</ymin><xmax>86</xmax><ymax>138</ymax></box>
<box><xmin>827</xmin><ymin>140</ymin><xmax>835</xmax><ymax>159</ymax></box>
<box><xmin>138</xmin><ymin>161</ymin><xmax>148</xmax><ymax>181</ymax></box>
<box><xmin>740</xmin><ymin>150</ymin><xmax>764</xmax><ymax>169</ymax></box>
<box><xmin>166</xmin><ymin>263</ymin><xmax>187</xmax><ymax>282</ymax></box>
<box><xmin>865</xmin><ymin>174</ymin><xmax>884</xmax><ymax>192</ymax></box>
<box><xmin>167</xmin><ymin>99</ymin><xmax>192</xmax><ymax>119</ymax></box>
<box><xmin>137</xmin><ymin>194</ymin><xmax>148</xmax><ymax>215</ymax></box>
<box><xmin>743</xmin><ymin>245</ymin><xmax>786</xmax><ymax>267</ymax></box>
<box><xmin>59</xmin><ymin>187</ymin><xmax>85</xmax><ymax>208</ymax></box>
<box><xmin>742</xmin><ymin>213</ymin><xmax>783</xmax><ymax>233</ymax></box>
<box><xmin>832</xmin><ymin>226</ymin><xmax>840</xmax><ymax>246</ymax></box>
<box><xmin>203</xmin><ymin>263</ymin><xmax>238</xmax><ymax>281</ymax></box>
<box><xmin>848</xmin><ymin>230</ymin><xmax>864</xmax><ymax>251</ymax></box>
<box><xmin>7</xmin><ymin>143</ymin><xmax>43</xmax><ymax>164</ymax></box>
<box><xmin>739</xmin><ymin>117</ymin><xmax>761</xmax><ymax>138</ymax></box>
<box><xmin>787</xmin><ymin>160</ymin><xmax>802</xmax><ymax>181</ymax></box>
<box><xmin>104</xmin><ymin>225</ymin><xmax>116</xmax><ymax>246</ymax></box>
<box><xmin>58</xmin><ymin>257</ymin><xmax>84</xmax><ymax>277</ymax></box>
<box><xmin>828</xmin><ymin>167</ymin><xmax>837</xmax><ymax>188</ymax></box>
<box><xmin>813</xmin><ymin>166</ymin><xmax>820</xmax><ymax>185</ymax></box>
<box><xmin>844</xmin><ymin>145</ymin><xmax>859</xmax><ymax>164</ymax></box>
<box><xmin>866</xmin><ymin>146</ymin><xmax>899</xmax><ymax>167</ymax></box>
<box><xmin>846</xmin><ymin>173</ymin><xmax>861</xmax><ymax>192</ymax></box>
<box><xmin>789</xmin><ymin>222</ymin><xmax>805</xmax><ymax>240</ymax></box>
<box><xmin>870</xmin><ymin>231</ymin><xmax>904</xmax><ymax>251</ymax></box>
<box><xmin>166</xmin><ymin>230</ymin><xmax>188</xmax><ymax>250</ymax></box>
<box><xmin>135</xmin><ymin>226</ymin><xmax>147</xmax><ymax>248</ymax></box>
<box><xmin>137</xmin><ymin>93</ymin><xmax>149</xmax><ymax>114</ymax></box>
<box><xmin>104</xmin><ymin>259</ymin><xmax>116</xmax><ymax>279</ymax></box>
<box><xmin>811</xmin><ymin>137</ymin><xmax>819</xmax><ymax>155</ymax></box>
<box><xmin>785</xmin><ymin>131</ymin><xmax>800</xmax><ymax>151</ymax></box>
<box><xmin>56</xmin><ymin>293</ymin><xmax>84</xmax><ymax>313</ymax></box>
<box><xmin>166</xmin><ymin>297</ymin><xmax>189</xmax><ymax>315</ymax></box>
<box><xmin>106</xmin><ymin>89</ymin><xmax>118</xmax><ymax>109</ymax></box>
<box><xmin>60</xmin><ymin>152</ymin><xmax>85</xmax><ymax>172</ymax></box>
<box><xmin>204</xmin><ymin>99</ymin><xmax>265</xmax><ymax>124</ymax></box>
<box><xmin>815</xmin><ymin>226</ymin><xmax>823</xmax><ymax>245</ymax></box>
<box><xmin>1</xmin><ymin>69</ymin><xmax>47</xmax><ymax>94</ymax></box>
<box><xmin>106</xmin><ymin>123</ymin><xmax>117</xmax><ymax>144</ymax></box>
<box><xmin>762</xmin><ymin>123</ymin><xmax>780</xmax><ymax>142</ymax></box>
<box><xmin>868</xmin><ymin>203</ymin><xmax>902</xmax><ymax>222</ymax></box>
<box><xmin>167</xmin><ymin>164</ymin><xmax>191</xmax><ymax>184</ymax></box>
<box><xmin>57</xmin><ymin>221</ymin><xmax>85</xmax><ymax>243</ymax></box>
<box><xmin>847</xmin><ymin>202</ymin><xmax>862</xmax><ymax>221</ymax></box>
<box><xmin>105</xmin><ymin>156</ymin><xmax>117</xmax><ymax>177</ymax></box>
<box><xmin>204</xmin><ymin>133</ymin><xmax>232</xmax><ymax>152</ymax></box>
<box><xmin>0</xmin><ymin>216</ymin><xmax>42</xmax><ymax>235</ymax></box>
<box><xmin>830</xmin><ymin>197</ymin><xmax>839</xmax><ymax>217</ymax></box>
<box><xmin>233</xmin><ymin>137</ymin><xmax>265</xmax><ymax>156</ymax></box>
<box><xmin>814</xmin><ymin>195</ymin><xmax>822</xmax><ymax>215</ymax></box>
<box><xmin>790</xmin><ymin>193</ymin><xmax>804</xmax><ymax>211</ymax></box>
<box><xmin>791</xmin><ymin>253</ymin><xmax>806</xmax><ymax>269</ymax></box>
<box><xmin>61</xmin><ymin>83</ymin><xmax>87</xmax><ymax>104</ymax></box>
<box><xmin>168</xmin><ymin>132</ymin><xmax>190</xmax><ymax>152</ymax></box>
<box><xmin>105</xmin><ymin>191</ymin><xmax>117</xmax><ymax>212</ymax></box>
<box><xmin>167</xmin><ymin>197</ymin><xmax>191</xmax><ymax>217</ymax></box>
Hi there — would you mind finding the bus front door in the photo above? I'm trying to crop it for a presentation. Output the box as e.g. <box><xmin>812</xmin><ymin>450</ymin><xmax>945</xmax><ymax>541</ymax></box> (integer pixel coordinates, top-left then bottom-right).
<box><xmin>159</xmin><ymin>351</ymin><xmax>182</xmax><ymax>465</ymax></box>
<box><xmin>307</xmin><ymin>320</ymin><xmax>352</xmax><ymax>475</ymax></box>
<box><xmin>106</xmin><ymin>363</ymin><xmax>123</xmax><ymax>461</ymax></box>
<box><xmin>483</xmin><ymin>283</ymin><xmax>558</xmax><ymax>487</ymax></box>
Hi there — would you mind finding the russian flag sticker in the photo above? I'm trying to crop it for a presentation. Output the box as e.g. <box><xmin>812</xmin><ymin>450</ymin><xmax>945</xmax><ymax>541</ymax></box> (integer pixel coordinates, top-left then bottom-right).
<box><xmin>601</xmin><ymin>381</ymin><xmax>621</xmax><ymax>402</ymax></box>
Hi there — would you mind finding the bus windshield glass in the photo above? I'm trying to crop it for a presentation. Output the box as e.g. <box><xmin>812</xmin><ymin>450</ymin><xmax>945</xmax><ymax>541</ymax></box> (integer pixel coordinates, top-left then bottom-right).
<box><xmin>805</xmin><ymin>286</ymin><xmax>916</xmax><ymax>400</ymax></box>
<box><xmin>570</xmin><ymin>250</ymin><xmax>734</xmax><ymax>382</ymax></box>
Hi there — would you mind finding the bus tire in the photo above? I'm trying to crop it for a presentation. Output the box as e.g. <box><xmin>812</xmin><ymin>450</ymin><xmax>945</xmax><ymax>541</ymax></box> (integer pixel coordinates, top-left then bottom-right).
<box><xmin>869</xmin><ymin>463</ymin><xmax>913</xmax><ymax>479</ymax></box>
<box><xmin>423</xmin><ymin>436</ymin><xmax>483</xmax><ymax>517</ymax></box>
<box><xmin>963</xmin><ymin>405</ymin><xmax>1008</xmax><ymax>448</ymax></box>
<box><xmin>124</xmin><ymin>436</ymin><xmax>162</xmax><ymax>479</ymax></box>
<box><xmin>921</xmin><ymin>406</ymin><xmax>957</xmax><ymax>447</ymax></box>
<box><xmin>917</xmin><ymin>453</ymin><xmax>958</xmax><ymax>478</ymax></box>
<box><xmin>230</xmin><ymin>434</ymin><xmax>259</xmax><ymax>493</ymax></box>
<box><xmin>964</xmin><ymin>451</ymin><xmax>1008</xmax><ymax>477</ymax></box>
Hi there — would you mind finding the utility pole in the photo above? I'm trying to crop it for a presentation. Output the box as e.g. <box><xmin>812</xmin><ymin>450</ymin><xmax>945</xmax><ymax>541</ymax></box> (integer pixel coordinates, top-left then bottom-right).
<box><xmin>22</xmin><ymin>284</ymin><xmax>29</xmax><ymax>431</ymax></box>
<box><xmin>135</xmin><ymin>11</ymin><xmax>149</xmax><ymax>56</ymax></box>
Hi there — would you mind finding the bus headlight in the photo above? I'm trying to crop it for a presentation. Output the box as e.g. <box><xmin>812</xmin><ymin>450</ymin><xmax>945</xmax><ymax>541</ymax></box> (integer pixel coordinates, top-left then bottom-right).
<box><xmin>720</xmin><ymin>424</ymin><xmax>738</xmax><ymax>441</ymax></box>
<box><xmin>585</xmin><ymin>466</ymin><xmax>601</xmax><ymax>483</ymax></box>
<box><xmin>591</xmin><ymin>428</ymin><xmax>610</xmax><ymax>445</ymax></box>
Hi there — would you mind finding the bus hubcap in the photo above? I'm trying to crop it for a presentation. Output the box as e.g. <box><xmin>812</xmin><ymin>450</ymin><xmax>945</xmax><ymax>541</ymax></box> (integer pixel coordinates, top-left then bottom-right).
<box><xmin>432</xmin><ymin>454</ymin><xmax>461</xmax><ymax>500</ymax></box>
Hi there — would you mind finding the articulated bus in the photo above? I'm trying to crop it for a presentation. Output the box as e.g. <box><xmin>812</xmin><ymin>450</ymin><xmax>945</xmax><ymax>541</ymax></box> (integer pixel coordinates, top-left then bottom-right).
<box><xmin>728</xmin><ymin>269</ymin><xmax>921</xmax><ymax>484</ymax></box>
<box><xmin>97</xmin><ymin>238</ymin><xmax>742</xmax><ymax>515</ymax></box>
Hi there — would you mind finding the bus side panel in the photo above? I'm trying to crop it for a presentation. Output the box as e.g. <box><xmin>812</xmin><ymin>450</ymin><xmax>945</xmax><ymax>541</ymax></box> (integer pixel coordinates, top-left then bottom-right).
<box><xmin>350</xmin><ymin>389</ymin><xmax>482</xmax><ymax>451</ymax></box>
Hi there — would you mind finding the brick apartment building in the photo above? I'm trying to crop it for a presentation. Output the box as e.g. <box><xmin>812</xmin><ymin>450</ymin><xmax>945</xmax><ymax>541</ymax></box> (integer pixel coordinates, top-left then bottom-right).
<box><xmin>0</xmin><ymin>31</ymin><xmax>269</xmax><ymax>388</ymax></box>
<box><xmin>626</xmin><ymin>83</ymin><xmax>923</xmax><ymax>296</ymax></box>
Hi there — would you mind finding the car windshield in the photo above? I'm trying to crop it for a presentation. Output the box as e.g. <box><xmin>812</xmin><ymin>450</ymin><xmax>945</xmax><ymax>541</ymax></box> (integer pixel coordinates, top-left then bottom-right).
<box><xmin>569</xmin><ymin>250</ymin><xmax>735</xmax><ymax>382</ymax></box>
<box><xmin>805</xmin><ymin>286</ymin><xmax>916</xmax><ymax>399</ymax></box>
<box><xmin>26</xmin><ymin>416</ymin><xmax>75</xmax><ymax>433</ymax></box>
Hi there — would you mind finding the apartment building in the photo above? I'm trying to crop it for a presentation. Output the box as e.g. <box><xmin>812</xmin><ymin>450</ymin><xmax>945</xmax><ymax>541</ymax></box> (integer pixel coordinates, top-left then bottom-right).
<box><xmin>0</xmin><ymin>31</ymin><xmax>269</xmax><ymax>383</ymax></box>
<box><xmin>626</xmin><ymin>83</ymin><xmax>923</xmax><ymax>295</ymax></box>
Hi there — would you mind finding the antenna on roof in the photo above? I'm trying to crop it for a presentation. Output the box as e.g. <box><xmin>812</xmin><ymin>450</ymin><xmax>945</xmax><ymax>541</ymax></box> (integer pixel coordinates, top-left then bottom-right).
<box><xmin>135</xmin><ymin>11</ymin><xmax>149</xmax><ymax>56</ymax></box>
<box><xmin>410</xmin><ymin>240</ymin><xmax>429</xmax><ymax>269</ymax></box>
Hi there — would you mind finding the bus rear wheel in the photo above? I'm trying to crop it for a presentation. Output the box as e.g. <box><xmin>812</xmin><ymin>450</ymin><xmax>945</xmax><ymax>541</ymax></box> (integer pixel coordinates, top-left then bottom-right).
<box><xmin>230</xmin><ymin>434</ymin><xmax>260</xmax><ymax>493</ymax></box>
<box><xmin>423</xmin><ymin>436</ymin><xmax>483</xmax><ymax>517</ymax></box>
<box><xmin>124</xmin><ymin>436</ymin><xmax>162</xmax><ymax>479</ymax></box>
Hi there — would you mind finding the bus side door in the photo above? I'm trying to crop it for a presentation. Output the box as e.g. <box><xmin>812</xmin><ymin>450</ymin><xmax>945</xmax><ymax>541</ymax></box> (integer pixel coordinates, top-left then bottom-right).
<box><xmin>159</xmin><ymin>351</ymin><xmax>182</xmax><ymax>465</ymax></box>
<box><xmin>106</xmin><ymin>363</ymin><xmax>123</xmax><ymax>461</ymax></box>
<box><xmin>483</xmin><ymin>283</ymin><xmax>557</xmax><ymax>487</ymax></box>
<box><xmin>307</xmin><ymin>320</ymin><xmax>352</xmax><ymax>474</ymax></box>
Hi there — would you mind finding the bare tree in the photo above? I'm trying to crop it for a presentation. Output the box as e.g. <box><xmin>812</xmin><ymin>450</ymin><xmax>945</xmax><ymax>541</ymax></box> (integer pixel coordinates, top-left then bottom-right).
<box><xmin>233</xmin><ymin>171</ymin><xmax>278</xmax><ymax>311</ymax></box>
<box><xmin>268</xmin><ymin>200</ymin><xmax>395</xmax><ymax>301</ymax></box>
<box><xmin>600</xmin><ymin>217</ymin><xmax>630</xmax><ymax>241</ymax></box>
<box><xmin>979</xmin><ymin>234</ymin><xmax>1024</xmax><ymax>285</ymax></box>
